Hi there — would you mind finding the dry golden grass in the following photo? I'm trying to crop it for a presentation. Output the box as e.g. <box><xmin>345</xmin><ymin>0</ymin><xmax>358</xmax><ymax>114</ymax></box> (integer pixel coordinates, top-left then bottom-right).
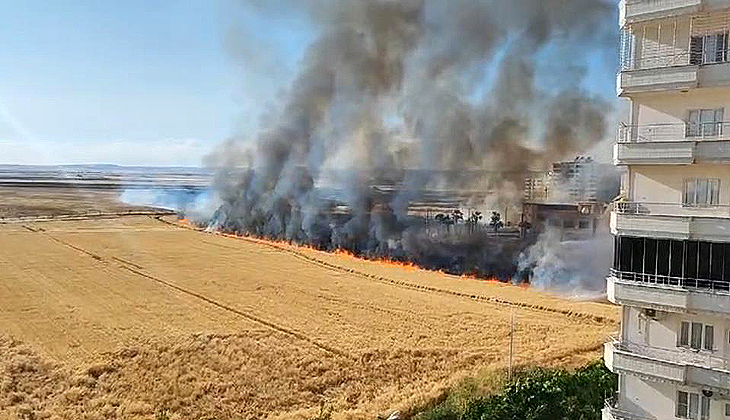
<box><xmin>0</xmin><ymin>186</ymin><xmax>154</xmax><ymax>219</ymax></box>
<box><xmin>0</xmin><ymin>215</ymin><xmax>619</xmax><ymax>420</ymax></box>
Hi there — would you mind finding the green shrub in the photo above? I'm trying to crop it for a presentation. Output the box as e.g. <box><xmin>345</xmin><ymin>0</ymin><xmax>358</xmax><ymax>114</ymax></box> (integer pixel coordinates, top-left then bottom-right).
<box><xmin>414</xmin><ymin>360</ymin><xmax>616</xmax><ymax>420</ymax></box>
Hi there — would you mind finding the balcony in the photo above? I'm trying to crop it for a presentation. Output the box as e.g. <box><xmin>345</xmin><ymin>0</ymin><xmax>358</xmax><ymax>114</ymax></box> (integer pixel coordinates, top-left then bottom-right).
<box><xmin>617</xmin><ymin>61</ymin><xmax>699</xmax><ymax>96</ymax></box>
<box><xmin>620</xmin><ymin>0</ymin><xmax>703</xmax><ymax>27</ymax></box>
<box><xmin>618</xmin><ymin>122</ymin><xmax>730</xmax><ymax>143</ymax></box>
<box><xmin>607</xmin><ymin>270</ymin><xmax>730</xmax><ymax>314</ymax></box>
<box><xmin>615</xmin><ymin>122</ymin><xmax>730</xmax><ymax>164</ymax></box>
<box><xmin>611</xmin><ymin>202</ymin><xmax>730</xmax><ymax>241</ymax></box>
<box><xmin>617</xmin><ymin>50</ymin><xmax>730</xmax><ymax>96</ymax></box>
<box><xmin>604</xmin><ymin>340</ymin><xmax>730</xmax><ymax>391</ymax></box>
<box><xmin>603</xmin><ymin>397</ymin><xmax>656</xmax><ymax>420</ymax></box>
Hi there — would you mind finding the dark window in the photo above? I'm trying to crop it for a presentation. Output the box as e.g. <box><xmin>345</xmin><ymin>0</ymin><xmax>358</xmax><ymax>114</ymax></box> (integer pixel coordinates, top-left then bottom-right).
<box><xmin>711</xmin><ymin>242</ymin><xmax>724</xmax><ymax>281</ymax></box>
<box><xmin>690</xmin><ymin>33</ymin><xmax>729</xmax><ymax>65</ymax></box>
<box><xmin>658</xmin><ymin>239</ymin><xmax>671</xmax><ymax>277</ymax></box>
<box><xmin>644</xmin><ymin>238</ymin><xmax>657</xmax><ymax>275</ymax></box>
<box><xmin>686</xmin><ymin>241</ymin><xmax>699</xmax><ymax>280</ymax></box>
<box><xmin>670</xmin><ymin>240</ymin><xmax>684</xmax><ymax>278</ymax></box>
<box><xmin>724</xmin><ymin>244</ymin><xmax>730</xmax><ymax>281</ymax></box>
<box><xmin>705</xmin><ymin>325</ymin><xmax>714</xmax><ymax>351</ymax></box>
<box><xmin>690</xmin><ymin>36</ymin><xmax>703</xmax><ymax>65</ymax></box>
<box><xmin>631</xmin><ymin>237</ymin><xmax>644</xmax><ymax>273</ymax></box>
<box><xmin>698</xmin><ymin>242</ymin><xmax>711</xmax><ymax>280</ymax></box>
<box><xmin>620</xmin><ymin>237</ymin><xmax>633</xmax><ymax>271</ymax></box>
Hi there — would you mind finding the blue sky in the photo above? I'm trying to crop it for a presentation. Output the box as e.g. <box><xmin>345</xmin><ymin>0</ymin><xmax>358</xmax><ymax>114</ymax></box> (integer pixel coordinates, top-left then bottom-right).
<box><xmin>0</xmin><ymin>1</ymin><xmax>618</xmax><ymax>166</ymax></box>
<box><xmin>0</xmin><ymin>0</ymin><xmax>312</xmax><ymax>166</ymax></box>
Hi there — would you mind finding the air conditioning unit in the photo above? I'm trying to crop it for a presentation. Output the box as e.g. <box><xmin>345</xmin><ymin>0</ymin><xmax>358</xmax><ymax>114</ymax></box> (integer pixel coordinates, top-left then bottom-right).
<box><xmin>644</xmin><ymin>308</ymin><xmax>658</xmax><ymax>319</ymax></box>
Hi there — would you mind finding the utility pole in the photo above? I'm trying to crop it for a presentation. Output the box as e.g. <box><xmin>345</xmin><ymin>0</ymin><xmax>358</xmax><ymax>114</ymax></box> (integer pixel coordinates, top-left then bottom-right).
<box><xmin>509</xmin><ymin>307</ymin><xmax>514</xmax><ymax>381</ymax></box>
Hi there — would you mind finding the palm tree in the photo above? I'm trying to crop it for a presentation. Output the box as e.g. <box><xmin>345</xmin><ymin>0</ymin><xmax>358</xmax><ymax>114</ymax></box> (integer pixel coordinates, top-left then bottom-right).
<box><xmin>468</xmin><ymin>211</ymin><xmax>482</xmax><ymax>233</ymax></box>
<box><xmin>489</xmin><ymin>211</ymin><xmax>504</xmax><ymax>233</ymax></box>
<box><xmin>435</xmin><ymin>213</ymin><xmax>454</xmax><ymax>232</ymax></box>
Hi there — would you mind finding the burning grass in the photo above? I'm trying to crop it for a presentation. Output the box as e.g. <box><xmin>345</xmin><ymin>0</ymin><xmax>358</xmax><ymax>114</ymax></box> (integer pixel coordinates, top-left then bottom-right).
<box><xmin>177</xmin><ymin>217</ymin><xmax>512</xmax><ymax>284</ymax></box>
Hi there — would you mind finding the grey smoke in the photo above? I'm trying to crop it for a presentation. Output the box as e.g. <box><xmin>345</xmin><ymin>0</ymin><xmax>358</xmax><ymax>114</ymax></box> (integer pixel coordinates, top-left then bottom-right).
<box><xmin>518</xmin><ymin>228</ymin><xmax>614</xmax><ymax>298</ymax></box>
<box><xmin>203</xmin><ymin>0</ymin><xmax>617</xmax><ymax>282</ymax></box>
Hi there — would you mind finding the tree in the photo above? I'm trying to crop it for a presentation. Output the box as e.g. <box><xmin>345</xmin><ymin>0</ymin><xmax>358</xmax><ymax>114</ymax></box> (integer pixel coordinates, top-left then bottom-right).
<box><xmin>452</xmin><ymin>209</ymin><xmax>464</xmax><ymax>224</ymax></box>
<box><xmin>467</xmin><ymin>211</ymin><xmax>482</xmax><ymax>234</ymax></box>
<box><xmin>435</xmin><ymin>213</ymin><xmax>455</xmax><ymax>232</ymax></box>
<box><xmin>489</xmin><ymin>211</ymin><xmax>504</xmax><ymax>233</ymax></box>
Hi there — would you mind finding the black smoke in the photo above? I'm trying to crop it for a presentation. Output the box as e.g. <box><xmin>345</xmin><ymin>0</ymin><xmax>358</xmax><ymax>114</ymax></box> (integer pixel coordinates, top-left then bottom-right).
<box><xmin>203</xmin><ymin>0</ymin><xmax>617</xmax><ymax>280</ymax></box>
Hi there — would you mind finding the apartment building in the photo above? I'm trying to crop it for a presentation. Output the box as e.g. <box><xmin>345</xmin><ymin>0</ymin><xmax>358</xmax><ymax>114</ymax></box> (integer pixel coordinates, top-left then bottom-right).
<box><xmin>604</xmin><ymin>1</ymin><xmax>730</xmax><ymax>419</ymax></box>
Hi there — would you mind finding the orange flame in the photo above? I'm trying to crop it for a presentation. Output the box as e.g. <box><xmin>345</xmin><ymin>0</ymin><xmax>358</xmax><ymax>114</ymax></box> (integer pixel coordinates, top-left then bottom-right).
<box><xmin>177</xmin><ymin>218</ymin><xmax>522</xmax><ymax>285</ymax></box>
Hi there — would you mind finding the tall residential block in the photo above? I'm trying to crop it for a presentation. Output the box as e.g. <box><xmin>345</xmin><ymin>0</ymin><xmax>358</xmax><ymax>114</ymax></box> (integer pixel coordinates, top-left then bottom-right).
<box><xmin>604</xmin><ymin>1</ymin><xmax>730</xmax><ymax>419</ymax></box>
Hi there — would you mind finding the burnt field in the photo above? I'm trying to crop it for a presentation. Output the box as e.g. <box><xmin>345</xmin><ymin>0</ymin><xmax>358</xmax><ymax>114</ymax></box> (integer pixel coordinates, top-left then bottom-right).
<box><xmin>0</xmin><ymin>185</ymin><xmax>618</xmax><ymax>420</ymax></box>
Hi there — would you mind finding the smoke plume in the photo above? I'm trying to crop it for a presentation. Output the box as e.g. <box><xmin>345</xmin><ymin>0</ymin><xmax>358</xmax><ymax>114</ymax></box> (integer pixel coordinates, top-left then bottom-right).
<box><xmin>203</xmin><ymin>0</ymin><xmax>617</xmax><ymax>282</ymax></box>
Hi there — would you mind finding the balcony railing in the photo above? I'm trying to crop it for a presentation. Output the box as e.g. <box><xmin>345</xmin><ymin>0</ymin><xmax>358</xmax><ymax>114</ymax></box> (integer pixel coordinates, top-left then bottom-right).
<box><xmin>620</xmin><ymin>51</ymin><xmax>692</xmax><ymax>71</ymax></box>
<box><xmin>610</xmin><ymin>268</ymin><xmax>730</xmax><ymax>294</ymax></box>
<box><xmin>614</xmin><ymin>201</ymin><xmax>730</xmax><ymax>218</ymax></box>
<box><xmin>620</xmin><ymin>47</ymin><xmax>730</xmax><ymax>72</ymax></box>
<box><xmin>618</xmin><ymin>122</ymin><xmax>730</xmax><ymax>143</ymax></box>
<box><xmin>604</xmin><ymin>397</ymin><xmax>656</xmax><ymax>420</ymax></box>
<box><xmin>615</xmin><ymin>340</ymin><xmax>730</xmax><ymax>372</ymax></box>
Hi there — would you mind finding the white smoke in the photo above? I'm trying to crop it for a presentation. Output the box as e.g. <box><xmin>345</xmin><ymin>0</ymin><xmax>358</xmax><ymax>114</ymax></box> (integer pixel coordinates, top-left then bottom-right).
<box><xmin>119</xmin><ymin>188</ymin><xmax>221</xmax><ymax>223</ymax></box>
<box><xmin>517</xmin><ymin>227</ymin><xmax>613</xmax><ymax>299</ymax></box>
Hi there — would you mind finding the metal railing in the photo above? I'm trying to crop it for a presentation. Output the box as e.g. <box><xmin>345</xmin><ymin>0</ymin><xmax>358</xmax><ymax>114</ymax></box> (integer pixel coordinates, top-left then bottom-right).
<box><xmin>614</xmin><ymin>201</ymin><xmax>730</xmax><ymax>218</ymax></box>
<box><xmin>620</xmin><ymin>47</ymin><xmax>730</xmax><ymax>72</ymax></box>
<box><xmin>613</xmin><ymin>340</ymin><xmax>730</xmax><ymax>372</ymax></box>
<box><xmin>620</xmin><ymin>51</ymin><xmax>692</xmax><ymax>71</ymax></box>
<box><xmin>618</xmin><ymin>122</ymin><xmax>730</xmax><ymax>143</ymax></box>
<box><xmin>610</xmin><ymin>268</ymin><xmax>730</xmax><ymax>294</ymax></box>
<box><xmin>604</xmin><ymin>397</ymin><xmax>656</xmax><ymax>420</ymax></box>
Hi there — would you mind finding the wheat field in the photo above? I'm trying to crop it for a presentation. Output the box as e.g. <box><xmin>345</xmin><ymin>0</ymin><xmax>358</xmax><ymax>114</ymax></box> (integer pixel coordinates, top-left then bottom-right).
<box><xmin>0</xmin><ymin>214</ymin><xmax>619</xmax><ymax>420</ymax></box>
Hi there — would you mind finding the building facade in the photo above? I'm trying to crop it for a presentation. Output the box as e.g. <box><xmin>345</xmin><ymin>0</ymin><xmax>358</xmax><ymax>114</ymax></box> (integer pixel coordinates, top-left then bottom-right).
<box><xmin>605</xmin><ymin>1</ymin><xmax>730</xmax><ymax>419</ymax></box>
<box><xmin>523</xmin><ymin>157</ymin><xmax>618</xmax><ymax>239</ymax></box>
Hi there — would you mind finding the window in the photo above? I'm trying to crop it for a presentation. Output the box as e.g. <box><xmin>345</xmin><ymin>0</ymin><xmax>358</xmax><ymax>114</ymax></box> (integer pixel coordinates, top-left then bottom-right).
<box><xmin>725</xmin><ymin>402</ymin><xmax>730</xmax><ymax>416</ymax></box>
<box><xmin>702</xmin><ymin>394</ymin><xmax>711</xmax><ymax>420</ymax></box>
<box><xmin>677</xmin><ymin>391</ymin><xmax>711</xmax><ymax>420</ymax></box>
<box><xmin>679</xmin><ymin>321</ymin><xmax>715</xmax><ymax>350</ymax></box>
<box><xmin>705</xmin><ymin>325</ymin><xmax>714</xmax><ymax>351</ymax></box>
<box><xmin>678</xmin><ymin>391</ymin><xmax>689</xmax><ymax>418</ymax></box>
<box><xmin>690</xmin><ymin>33</ymin><xmax>729</xmax><ymax>65</ymax></box>
<box><xmin>687</xmin><ymin>109</ymin><xmax>724</xmax><ymax>137</ymax></box>
<box><xmin>684</xmin><ymin>179</ymin><xmax>720</xmax><ymax>206</ymax></box>
<box><xmin>681</xmin><ymin>322</ymin><xmax>690</xmax><ymax>346</ymax></box>
<box><xmin>692</xmin><ymin>322</ymin><xmax>703</xmax><ymax>349</ymax></box>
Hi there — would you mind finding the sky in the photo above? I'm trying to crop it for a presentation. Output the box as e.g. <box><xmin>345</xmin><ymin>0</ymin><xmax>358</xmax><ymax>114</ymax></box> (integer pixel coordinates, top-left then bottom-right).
<box><xmin>0</xmin><ymin>0</ymin><xmax>312</xmax><ymax>166</ymax></box>
<box><xmin>0</xmin><ymin>1</ymin><xmax>619</xmax><ymax>167</ymax></box>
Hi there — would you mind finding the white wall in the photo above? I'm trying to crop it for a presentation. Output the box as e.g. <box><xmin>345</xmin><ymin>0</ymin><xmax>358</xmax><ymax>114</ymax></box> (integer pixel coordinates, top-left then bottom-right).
<box><xmin>621</xmin><ymin>375</ymin><xmax>677</xmax><ymax>418</ymax></box>
<box><xmin>624</xmin><ymin>305</ymin><xmax>730</xmax><ymax>358</ymax></box>
<box><xmin>634</xmin><ymin>87</ymin><xmax>730</xmax><ymax>126</ymax></box>
<box><xmin>622</xmin><ymin>374</ymin><xmax>729</xmax><ymax>419</ymax></box>
<box><xmin>630</xmin><ymin>164</ymin><xmax>730</xmax><ymax>206</ymax></box>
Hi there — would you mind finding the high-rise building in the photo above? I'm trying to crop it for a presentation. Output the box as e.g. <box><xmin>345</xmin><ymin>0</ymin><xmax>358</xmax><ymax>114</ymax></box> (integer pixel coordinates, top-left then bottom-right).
<box><xmin>605</xmin><ymin>1</ymin><xmax>730</xmax><ymax>419</ymax></box>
